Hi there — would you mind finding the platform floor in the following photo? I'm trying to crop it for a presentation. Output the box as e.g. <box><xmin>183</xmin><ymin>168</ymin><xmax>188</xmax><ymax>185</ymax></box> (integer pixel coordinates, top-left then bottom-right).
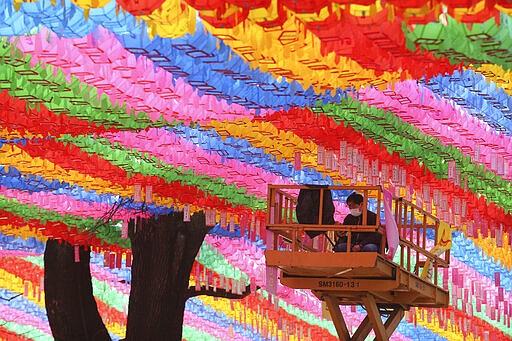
<box><xmin>265</xmin><ymin>250</ymin><xmax>449</xmax><ymax>308</ymax></box>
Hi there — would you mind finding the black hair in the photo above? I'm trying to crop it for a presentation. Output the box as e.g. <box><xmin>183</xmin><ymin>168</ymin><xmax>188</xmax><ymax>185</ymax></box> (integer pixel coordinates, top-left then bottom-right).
<box><xmin>346</xmin><ymin>192</ymin><xmax>363</xmax><ymax>205</ymax></box>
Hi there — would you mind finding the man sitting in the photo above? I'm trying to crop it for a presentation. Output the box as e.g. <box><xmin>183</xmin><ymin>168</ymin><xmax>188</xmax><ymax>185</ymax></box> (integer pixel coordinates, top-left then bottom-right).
<box><xmin>334</xmin><ymin>192</ymin><xmax>380</xmax><ymax>252</ymax></box>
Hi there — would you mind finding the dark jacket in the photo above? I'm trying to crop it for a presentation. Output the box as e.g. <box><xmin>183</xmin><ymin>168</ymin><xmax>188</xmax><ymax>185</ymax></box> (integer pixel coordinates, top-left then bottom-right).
<box><xmin>296</xmin><ymin>188</ymin><xmax>335</xmax><ymax>239</ymax></box>
<box><xmin>341</xmin><ymin>210</ymin><xmax>381</xmax><ymax>246</ymax></box>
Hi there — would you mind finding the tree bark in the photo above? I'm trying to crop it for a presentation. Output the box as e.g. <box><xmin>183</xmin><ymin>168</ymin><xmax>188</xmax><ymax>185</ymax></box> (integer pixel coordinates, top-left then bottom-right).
<box><xmin>125</xmin><ymin>211</ymin><xmax>208</xmax><ymax>341</ymax></box>
<box><xmin>44</xmin><ymin>211</ymin><xmax>254</xmax><ymax>341</ymax></box>
<box><xmin>44</xmin><ymin>239</ymin><xmax>111</xmax><ymax>341</ymax></box>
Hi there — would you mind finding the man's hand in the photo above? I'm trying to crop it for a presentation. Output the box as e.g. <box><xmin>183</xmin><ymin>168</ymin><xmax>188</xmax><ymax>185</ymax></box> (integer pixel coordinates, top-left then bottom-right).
<box><xmin>352</xmin><ymin>244</ymin><xmax>361</xmax><ymax>252</ymax></box>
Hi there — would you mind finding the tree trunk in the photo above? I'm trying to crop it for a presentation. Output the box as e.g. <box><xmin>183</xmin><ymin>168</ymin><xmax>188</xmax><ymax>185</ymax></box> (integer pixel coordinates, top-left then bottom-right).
<box><xmin>43</xmin><ymin>211</ymin><xmax>252</xmax><ymax>341</ymax></box>
<box><xmin>44</xmin><ymin>239</ymin><xmax>111</xmax><ymax>341</ymax></box>
<box><xmin>125</xmin><ymin>211</ymin><xmax>208</xmax><ymax>341</ymax></box>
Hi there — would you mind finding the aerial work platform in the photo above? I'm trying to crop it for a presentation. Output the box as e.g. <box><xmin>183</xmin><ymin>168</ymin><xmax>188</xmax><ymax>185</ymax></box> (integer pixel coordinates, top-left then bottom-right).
<box><xmin>265</xmin><ymin>185</ymin><xmax>451</xmax><ymax>341</ymax></box>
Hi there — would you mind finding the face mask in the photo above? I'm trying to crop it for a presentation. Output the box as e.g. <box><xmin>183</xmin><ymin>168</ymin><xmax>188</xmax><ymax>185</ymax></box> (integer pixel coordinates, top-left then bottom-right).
<box><xmin>350</xmin><ymin>208</ymin><xmax>362</xmax><ymax>217</ymax></box>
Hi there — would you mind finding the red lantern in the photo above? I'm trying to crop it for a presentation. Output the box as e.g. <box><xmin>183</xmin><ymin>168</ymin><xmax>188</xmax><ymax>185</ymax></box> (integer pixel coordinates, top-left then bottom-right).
<box><xmin>199</xmin><ymin>4</ymin><xmax>249</xmax><ymax>28</ymax></box>
<box><xmin>227</xmin><ymin>0</ymin><xmax>271</xmax><ymax>10</ymax></box>
<box><xmin>116</xmin><ymin>0</ymin><xmax>166</xmax><ymax>16</ymax></box>
<box><xmin>281</xmin><ymin>0</ymin><xmax>329</xmax><ymax>13</ymax></box>
<box><xmin>384</xmin><ymin>0</ymin><xmax>427</xmax><ymax>7</ymax></box>
<box><xmin>186</xmin><ymin>0</ymin><xmax>224</xmax><ymax>10</ymax></box>
<box><xmin>442</xmin><ymin>0</ymin><xmax>481</xmax><ymax>7</ymax></box>
<box><xmin>496</xmin><ymin>0</ymin><xmax>512</xmax><ymax>7</ymax></box>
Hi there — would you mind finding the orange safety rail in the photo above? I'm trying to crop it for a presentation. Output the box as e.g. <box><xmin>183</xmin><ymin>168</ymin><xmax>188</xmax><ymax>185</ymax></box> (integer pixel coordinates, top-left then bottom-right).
<box><xmin>394</xmin><ymin>198</ymin><xmax>450</xmax><ymax>288</ymax></box>
<box><xmin>266</xmin><ymin>184</ymin><xmax>383</xmax><ymax>253</ymax></box>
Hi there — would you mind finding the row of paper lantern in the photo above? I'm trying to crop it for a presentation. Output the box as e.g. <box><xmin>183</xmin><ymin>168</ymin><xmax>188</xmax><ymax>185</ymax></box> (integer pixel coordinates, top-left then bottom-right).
<box><xmin>3</xmin><ymin>116</ymin><xmax>508</xmax><ymax>250</ymax></box>
<box><xmin>0</xmin><ymin>246</ymin><xmax>341</xmax><ymax>340</ymax></box>
<box><xmin>4</xmin><ymin>10</ymin><xmax>510</xmax><ymax>146</ymax></box>
<box><xmin>110</xmin><ymin>0</ymin><xmax>512</xmax><ymax>26</ymax></box>
<box><xmin>3</xmin><ymin>19</ymin><xmax>508</xmax><ymax>218</ymax></box>
<box><xmin>2</xmin><ymin>106</ymin><xmax>510</xmax><ymax>258</ymax></box>
<box><xmin>2</xmin><ymin>3</ymin><xmax>506</xmax><ymax>103</ymax></box>
<box><xmin>0</xmin><ymin>0</ymin><xmax>475</xmax><ymax>94</ymax></box>
<box><xmin>1</xmin><ymin>230</ymin><xmax>511</xmax><ymax>340</ymax></box>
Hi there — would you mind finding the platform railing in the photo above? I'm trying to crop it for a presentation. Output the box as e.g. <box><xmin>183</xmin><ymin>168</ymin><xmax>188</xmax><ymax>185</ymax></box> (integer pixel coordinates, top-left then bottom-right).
<box><xmin>394</xmin><ymin>198</ymin><xmax>450</xmax><ymax>287</ymax></box>
<box><xmin>267</xmin><ymin>184</ymin><xmax>383</xmax><ymax>253</ymax></box>
<box><xmin>266</xmin><ymin>184</ymin><xmax>450</xmax><ymax>288</ymax></box>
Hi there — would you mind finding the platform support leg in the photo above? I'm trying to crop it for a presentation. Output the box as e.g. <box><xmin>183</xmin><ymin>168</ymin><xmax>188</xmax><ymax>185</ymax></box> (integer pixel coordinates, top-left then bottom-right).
<box><xmin>351</xmin><ymin>316</ymin><xmax>372</xmax><ymax>341</ymax></box>
<box><xmin>324</xmin><ymin>295</ymin><xmax>405</xmax><ymax>341</ymax></box>
<box><xmin>325</xmin><ymin>296</ymin><xmax>350</xmax><ymax>340</ymax></box>
<box><xmin>362</xmin><ymin>294</ymin><xmax>388</xmax><ymax>341</ymax></box>
<box><xmin>358</xmin><ymin>294</ymin><xmax>405</xmax><ymax>341</ymax></box>
<box><xmin>381</xmin><ymin>307</ymin><xmax>405</xmax><ymax>338</ymax></box>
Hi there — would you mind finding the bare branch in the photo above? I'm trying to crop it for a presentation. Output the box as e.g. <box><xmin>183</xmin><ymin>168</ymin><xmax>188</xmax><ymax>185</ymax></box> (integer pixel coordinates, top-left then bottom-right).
<box><xmin>85</xmin><ymin>197</ymin><xmax>134</xmax><ymax>238</ymax></box>
<box><xmin>0</xmin><ymin>293</ymin><xmax>22</xmax><ymax>301</ymax></box>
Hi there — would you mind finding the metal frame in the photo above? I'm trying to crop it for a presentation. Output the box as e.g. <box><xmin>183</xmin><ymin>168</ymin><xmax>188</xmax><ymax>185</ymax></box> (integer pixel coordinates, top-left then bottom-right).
<box><xmin>265</xmin><ymin>184</ymin><xmax>451</xmax><ymax>340</ymax></box>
